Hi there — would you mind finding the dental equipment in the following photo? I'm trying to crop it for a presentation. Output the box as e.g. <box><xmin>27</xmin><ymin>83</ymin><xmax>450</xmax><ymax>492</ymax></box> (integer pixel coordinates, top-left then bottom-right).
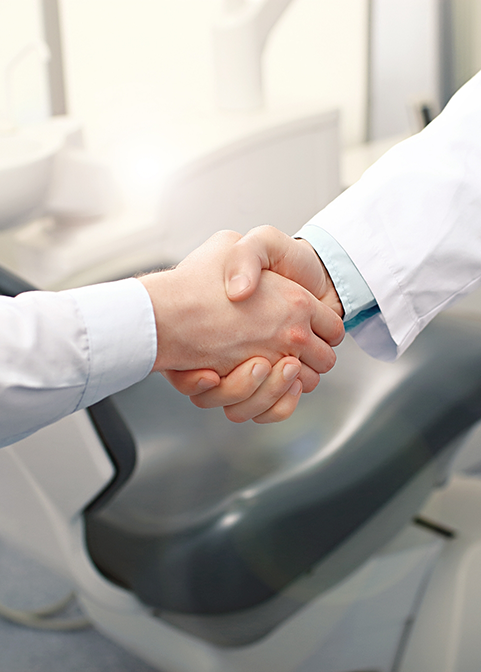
<box><xmin>2</xmin><ymin>265</ymin><xmax>481</xmax><ymax>671</ymax></box>
<box><xmin>213</xmin><ymin>0</ymin><xmax>293</xmax><ymax>109</ymax></box>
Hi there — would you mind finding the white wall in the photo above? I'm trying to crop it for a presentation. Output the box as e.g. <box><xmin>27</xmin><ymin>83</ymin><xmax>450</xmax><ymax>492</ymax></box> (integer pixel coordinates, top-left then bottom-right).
<box><xmin>0</xmin><ymin>1</ymin><xmax>368</xmax><ymax>146</ymax></box>
<box><xmin>0</xmin><ymin>0</ymin><xmax>50</xmax><ymax>125</ymax></box>
<box><xmin>453</xmin><ymin>0</ymin><xmax>481</xmax><ymax>88</ymax></box>
<box><xmin>59</xmin><ymin>0</ymin><xmax>369</xmax><ymax>149</ymax></box>
<box><xmin>3</xmin><ymin>1</ymin><xmax>481</xmax><ymax>152</ymax></box>
<box><xmin>368</xmin><ymin>0</ymin><xmax>442</xmax><ymax>140</ymax></box>
<box><xmin>263</xmin><ymin>0</ymin><xmax>369</xmax><ymax>145</ymax></box>
<box><xmin>368</xmin><ymin>0</ymin><xmax>481</xmax><ymax>140</ymax></box>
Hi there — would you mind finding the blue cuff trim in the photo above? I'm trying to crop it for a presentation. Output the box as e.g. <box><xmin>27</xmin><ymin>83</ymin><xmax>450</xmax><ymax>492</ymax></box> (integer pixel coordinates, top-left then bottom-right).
<box><xmin>344</xmin><ymin>305</ymin><xmax>380</xmax><ymax>331</ymax></box>
<box><xmin>294</xmin><ymin>224</ymin><xmax>379</xmax><ymax>329</ymax></box>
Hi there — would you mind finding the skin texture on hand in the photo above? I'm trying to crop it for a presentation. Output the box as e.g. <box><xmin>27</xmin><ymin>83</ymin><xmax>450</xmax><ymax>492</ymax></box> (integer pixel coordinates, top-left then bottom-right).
<box><xmin>163</xmin><ymin>355</ymin><xmax>310</xmax><ymax>423</ymax></box>
<box><xmin>139</xmin><ymin>230</ymin><xmax>343</xmax><ymax>378</ymax></box>
<box><xmin>170</xmin><ymin>226</ymin><xmax>346</xmax><ymax>423</ymax></box>
<box><xmin>225</xmin><ymin>225</ymin><xmax>344</xmax><ymax>317</ymax></box>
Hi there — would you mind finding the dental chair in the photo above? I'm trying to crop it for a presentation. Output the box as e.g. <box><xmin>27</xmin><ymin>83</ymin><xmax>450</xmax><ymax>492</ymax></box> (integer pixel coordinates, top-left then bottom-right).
<box><xmin>2</xmin><ymin>266</ymin><xmax>481</xmax><ymax>672</ymax></box>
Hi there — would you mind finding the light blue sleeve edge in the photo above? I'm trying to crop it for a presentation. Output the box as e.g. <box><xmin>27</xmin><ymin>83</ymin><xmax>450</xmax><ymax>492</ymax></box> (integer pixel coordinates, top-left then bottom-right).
<box><xmin>294</xmin><ymin>224</ymin><xmax>379</xmax><ymax>331</ymax></box>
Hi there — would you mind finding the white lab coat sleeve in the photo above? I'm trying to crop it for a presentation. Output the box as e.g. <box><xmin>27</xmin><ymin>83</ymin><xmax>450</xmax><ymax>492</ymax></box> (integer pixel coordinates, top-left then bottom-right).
<box><xmin>0</xmin><ymin>277</ymin><xmax>156</xmax><ymax>448</ymax></box>
<box><xmin>298</xmin><ymin>70</ymin><xmax>481</xmax><ymax>361</ymax></box>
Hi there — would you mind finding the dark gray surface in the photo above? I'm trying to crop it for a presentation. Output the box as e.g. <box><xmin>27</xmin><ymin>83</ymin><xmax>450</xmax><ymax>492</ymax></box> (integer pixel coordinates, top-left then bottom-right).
<box><xmin>0</xmin><ymin>538</ymin><xmax>158</xmax><ymax>672</ymax></box>
<box><xmin>86</xmin><ymin>314</ymin><xmax>481</xmax><ymax>644</ymax></box>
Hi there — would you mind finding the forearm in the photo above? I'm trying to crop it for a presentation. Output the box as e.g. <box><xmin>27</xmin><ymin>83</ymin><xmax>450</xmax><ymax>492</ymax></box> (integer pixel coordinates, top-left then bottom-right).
<box><xmin>299</xmin><ymin>70</ymin><xmax>481</xmax><ymax>359</ymax></box>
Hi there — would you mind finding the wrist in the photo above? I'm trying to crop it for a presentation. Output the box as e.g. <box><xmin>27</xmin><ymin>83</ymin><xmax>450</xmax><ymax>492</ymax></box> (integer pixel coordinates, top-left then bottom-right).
<box><xmin>138</xmin><ymin>270</ymin><xmax>178</xmax><ymax>373</ymax></box>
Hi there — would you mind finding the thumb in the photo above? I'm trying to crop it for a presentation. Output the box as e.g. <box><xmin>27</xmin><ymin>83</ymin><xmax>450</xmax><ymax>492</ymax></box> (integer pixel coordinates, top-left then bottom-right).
<box><xmin>224</xmin><ymin>241</ymin><xmax>263</xmax><ymax>302</ymax></box>
<box><xmin>224</xmin><ymin>225</ymin><xmax>291</xmax><ymax>302</ymax></box>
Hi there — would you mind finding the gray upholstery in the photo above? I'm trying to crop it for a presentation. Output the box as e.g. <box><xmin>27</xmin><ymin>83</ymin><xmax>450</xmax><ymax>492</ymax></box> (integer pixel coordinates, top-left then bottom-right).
<box><xmin>84</xmin><ymin>314</ymin><xmax>481</xmax><ymax>644</ymax></box>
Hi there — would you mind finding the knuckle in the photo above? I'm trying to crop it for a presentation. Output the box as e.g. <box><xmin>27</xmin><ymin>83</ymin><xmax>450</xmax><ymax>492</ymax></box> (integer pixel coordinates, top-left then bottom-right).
<box><xmin>213</xmin><ymin>229</ymin><xmax>242</xmax><ymax>245</ymax></box>
<box><xmin>330</xmin><ymin>317</ymin><xmax>345</xmax><ymax>345</ymax></box>
<box><xmin>318</xmin><ymin>348</ymin><xmax>337</xmax><ymax>374</ymax></box>
<box><xmin>254</xmin><ymin>406</ymin><xmax>290</xmax><ymax>424</ymax></box>
<box><xmin>269</xmin><ymin>406</ymin><xmax>289</xmax><ymax>423</ymax></box>
<box><xmin>288</xmin><ymin>324</ymin><xmax>310</xmax><ymax>347</ymax></box>
<box><xmin>292</xmin><ymin>291</ymin><xmax>311</xmax><ymax>312</ymax></box>
<box><xmin>249</xmin><ymin>224</ymin><xmax>276</xmax><ymax>237</ymax></box>
<box><xmin>228</xmin><ymin>391</ymin><xmax>250</xmax><ymax>405</ymax></box>
<box><xmin>300</xmin><ymin>371</ymin><xmax>320</xmax><ymax>393</ymax></box>
<box><xmin>265</xmin><ymin>397</ymin><xmax>293</xmax><ymax>423</ymax></box>
<box><xmin>189</xmin><ymin>395</ymin><xmax>210</xmax><ymax>409</ymax></box>
<box><xmin>224</xmin><ymin>406</ymin><xmax>249</xmax><ymax>424</ymax></box>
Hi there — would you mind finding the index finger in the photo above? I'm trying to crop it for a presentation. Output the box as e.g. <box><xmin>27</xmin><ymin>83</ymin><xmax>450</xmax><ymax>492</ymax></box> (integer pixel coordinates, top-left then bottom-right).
<box><xmin>190</xmin><ymin>357</ymin><xmax>273</xmax><ymax>409</ymax></box>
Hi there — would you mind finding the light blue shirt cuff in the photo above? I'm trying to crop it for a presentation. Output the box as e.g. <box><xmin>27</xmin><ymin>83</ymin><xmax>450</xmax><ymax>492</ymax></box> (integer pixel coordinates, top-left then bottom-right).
<box><xmin>66</xmin><ymin>277</ymin><xmax>157</xmax><ymax>408</ymax></box>
<box><xmin>294</xmin><ymin>224</ymin><xmax>379</xmax><ymax>331</ymax></box>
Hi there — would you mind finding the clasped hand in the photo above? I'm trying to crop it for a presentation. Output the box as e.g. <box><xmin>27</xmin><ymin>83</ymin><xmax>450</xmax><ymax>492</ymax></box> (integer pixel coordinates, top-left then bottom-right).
<box><xmin>140</xmin><ymin>227</ymin><xmax>344</xmax><ymax>423</ymax></box>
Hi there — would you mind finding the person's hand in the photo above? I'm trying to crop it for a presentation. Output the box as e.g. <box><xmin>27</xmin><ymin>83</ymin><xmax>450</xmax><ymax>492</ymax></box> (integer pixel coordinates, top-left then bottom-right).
<box><xmin>163</xmin><ymin>354</ymin><xmax>320</xmax><ymax>423</ymax></box>
<box><xmin>139</xmin><ymin>229</ymin><xmax>343</xmax><ymax>377</ymax></box>
<box><xmin>224</xmin><ymin>225</ymin><xmax>344</xmax><ymax>316</ymax></box>
<box><xmin>171</xmin><ymin>226</ymin><xmax>345</xmax><ymax>422</ymax></box>
<box><xmin>154</xmin><ymin>227</ymin><xmax>344</xmax><ymax>423</ymax></box>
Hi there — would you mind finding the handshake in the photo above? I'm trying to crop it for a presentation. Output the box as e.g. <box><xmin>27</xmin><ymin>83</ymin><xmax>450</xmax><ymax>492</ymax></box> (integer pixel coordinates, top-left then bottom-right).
<box><xmin>139</xmin><ymin>226</ymin><xmax>345</xmax><ymax>424</ymax></box>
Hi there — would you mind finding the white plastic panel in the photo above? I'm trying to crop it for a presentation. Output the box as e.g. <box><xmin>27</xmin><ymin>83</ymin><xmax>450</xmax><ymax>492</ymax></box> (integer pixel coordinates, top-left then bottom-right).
<box><xmin>79</xmin><ymin>525</ymin><xmax>442</xmax><ymax>672</ymax></box>
<box><xmin>0</xmin><ymin>411</ymin><xmax>113</xmax><ymax>573</ymax></box>
<box><xmin>400</xmin><ymin>476</ymin><xmax>481</xmax><ymax>671</ymax></box>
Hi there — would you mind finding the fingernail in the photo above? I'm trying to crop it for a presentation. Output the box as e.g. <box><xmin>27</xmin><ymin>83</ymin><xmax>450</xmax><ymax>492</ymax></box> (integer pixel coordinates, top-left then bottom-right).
<box><xmin>252</xmin><ymin>362</ymin><xmax>270</xmax><ymax>382</ymax></box>
<box><xmin>227</xmin><ymin>274</ymin><xmax>250</xmax><ymax>297</ymax></box>
<box><xmin>283</xmin><ymin>363</ymin><xmax>301</xmax><ymax>381</ymax></box>
<box><xmin>289</xmin><ymin>379</ymin><xmax>302</xmax><ymax>396</ymax></box>
<box><xmin>197</xmin><ymin>377</ymin><xmax>217</xmax><ymax>391</ymax></box>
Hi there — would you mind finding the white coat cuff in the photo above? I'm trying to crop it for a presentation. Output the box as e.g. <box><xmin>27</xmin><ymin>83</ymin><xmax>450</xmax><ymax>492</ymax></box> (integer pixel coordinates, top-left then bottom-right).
<box><xmin>294</xmin><ymin>225</ymin><xmax>378</xmax><ymax>323</ymax></box>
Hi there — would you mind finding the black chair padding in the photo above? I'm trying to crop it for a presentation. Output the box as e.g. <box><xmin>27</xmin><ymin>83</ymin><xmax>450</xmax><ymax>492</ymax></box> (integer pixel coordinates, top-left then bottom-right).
<box><xmin>2</xmin><ymin>265</ymin><xmax>480</xmax><ymax>639</ymax></box>
<box><xmin>0</xmin><ymin>265</ymin><xmax>36</xmax><ymax>296</ymax></box>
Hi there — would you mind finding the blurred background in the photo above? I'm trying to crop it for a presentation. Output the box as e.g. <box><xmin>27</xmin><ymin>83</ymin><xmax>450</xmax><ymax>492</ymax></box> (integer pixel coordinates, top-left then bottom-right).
<box><xmin>2</xmin><ymin>0</ymin><xmax>481</xmax><ymax>147</ymax></box>
<box><xmin>1</xmin><ymin>0</ymin><xmax>481</xmax><ymax>286</ymax></box>
<box><xmin>2</xmin><ymin>2</ymin><xmax>481</xmax><ymax>671</ymax></box>
<box><xmin>0</xmin><ymin>0</ymin><xmax>479</xmax><ymax>289</ymax></box>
